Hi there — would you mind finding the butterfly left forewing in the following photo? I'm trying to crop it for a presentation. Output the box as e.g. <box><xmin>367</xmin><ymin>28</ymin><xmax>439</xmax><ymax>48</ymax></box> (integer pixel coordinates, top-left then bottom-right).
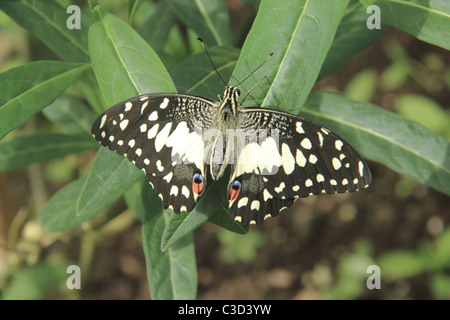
<box><xmin>91</xmin><ymin>93</ymin><xmax>217</xmax><ymax>212</ymax></box>
<box><xmin>227</xmin><ymin>107</ymin><xmax>372</xmax><ymax>225</ymax></box>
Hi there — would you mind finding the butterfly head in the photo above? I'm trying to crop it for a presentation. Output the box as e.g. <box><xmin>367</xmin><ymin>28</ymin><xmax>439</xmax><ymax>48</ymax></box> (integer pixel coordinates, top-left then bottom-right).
<box><xmin>219</xmin><ymin>86</ymin><xmax>241</xmax><ymax>117</ymax></box>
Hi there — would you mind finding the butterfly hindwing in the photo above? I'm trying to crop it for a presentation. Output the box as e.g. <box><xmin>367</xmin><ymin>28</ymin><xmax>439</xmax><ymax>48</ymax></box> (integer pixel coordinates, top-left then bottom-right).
<box><xmin>227</xmin><ymin>108</ymin><xmax>372</xmax><ymax>225</ymax></box>
<box><xmin>91</xmin><ymin>93</ymin><xmax>217</xmax><ymax>212</ymax></box>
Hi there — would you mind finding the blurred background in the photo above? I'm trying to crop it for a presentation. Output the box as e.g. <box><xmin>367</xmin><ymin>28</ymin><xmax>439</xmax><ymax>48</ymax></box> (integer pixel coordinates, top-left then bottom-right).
<box><xmin>0</xmin><ymin>0</ymin><xmax>449</xmax><ymax>299</ymax></box>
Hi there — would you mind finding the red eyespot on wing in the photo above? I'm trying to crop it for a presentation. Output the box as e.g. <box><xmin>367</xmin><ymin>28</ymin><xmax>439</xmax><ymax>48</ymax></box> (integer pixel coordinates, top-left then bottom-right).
<box><xmin>229</xmin><ymin>180</ymin><xmax>241</xmax><ymax>201</ymax></box>
<box><xmin>192</xmin><ymin>173</ymin><xmax>204</xmax><ymax>195</ymax></box>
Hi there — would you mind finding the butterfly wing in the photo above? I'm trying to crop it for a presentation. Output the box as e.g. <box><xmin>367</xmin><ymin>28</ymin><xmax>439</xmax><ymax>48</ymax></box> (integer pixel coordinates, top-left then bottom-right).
<box><xmin>227</xmin><ymin>108</ymin><xmax>372</xmax><ymax>225</ymax></box>
<box><xmin>91</xmin><ymin>93</ymin><xmax>217</xmax><ymax>212</ymax></box>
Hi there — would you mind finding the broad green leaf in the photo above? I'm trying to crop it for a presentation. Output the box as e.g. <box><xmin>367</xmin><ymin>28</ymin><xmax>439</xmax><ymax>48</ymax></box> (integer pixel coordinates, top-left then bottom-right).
<box><xmin>127</xmin><ymin>0</ymin><xmax>146</xmax><ymax>24</ymax></box>
<box><xmin>137</xmin><ymin>0</ymin><xmax>175</xmax><ymax>54</ymax></box>
<box><xmin>38</xmin><ymin>177</ymin><xmax>90</xmax><ymax>232</ymax></box>
<box><xmin>124</xmin><ymin>177</ymin><xmax>162</xmax><ymax>222</ymax></box>
<box><xmin>1</xmin><ymin>263</ymin><xmax>70</xmax><ymax>300</ymax></box>
<box><xmin>360</xmin><ymin>0</ymin><xmax>450</xmax><ymax>50</ymax></box>
<box><xmin>81</xmin><ymin>6</ymin><xmax>176</xmax><ymax>218</ymax></box>
<box><xmin>141</xmin><ymin>208</ymin><xmax>197</xmax><ymax>300</ymax></box>
<box><xmin>168</xmin><ymin>0</ymin><xmax>234</xmax><ymax>47</ymax></box>
<box><xmin>127</xmin><ymin>178</ymin><xmax>197</xmax><ymax>300</ymax></box>
<box><xmin>394</xmin><ymin>94</ymin><xmax>450</xmax><ymax>137</ymax></box>
<box><xmin>233</xmin><ymin>0</ymin><xmax>349</xmax><ymax>113</ymax></box>
<box><xmin>301</xmin><ymin>91</ymin><xmax>450</xmax><ymax>196</ymax></box>
<box><xmin>88</xmin><ymin>6</ymin><xmax>176</xmax><ymax>106</ymax></box>
<box><xmin>0</xmin><ymin>61</ymin><xmax>89</xmax><ymax>140</ymax></box>
<box><xmin>344</xmin><ymin>68</ymin><xmax>377</xmax><ymax>102</ymax></box>
<box><xmin>42</xmin><ymin>95</ymin><xmax>97</xmax><ymax>135</ymax></box>
<box><xmin>378</xmin><ymin>250</ymin><xmax>427</xmax><ymax>278</ymax></box>
<box><xmin>170</xmin><ymin>46</ymin><xmax>240</xmax><ymax>99</ymax></box>
<box><xmin>76</xmin><ymin>70</ymin><xmax>109</xmax><ymax>115</ymax></box>
<box><xmin>161</xmin><ymin>170</ymin><xmax>247</xmax><ymax>251</ymax></box>
<box><xmin>318</xmin><ymin>5</ymin><xmax>385</xmax><ymax>79</ymax></box>
<box><xmin>0</xmin><ymin>133</ymin><xmax>98</xmax><ymax>171</ymax></box>
<box><xmin>0</xmin><ymin>0</ymin><xmax>89</xmax><ymax>62</ymax></box>
<box><xmin>76</xmin><ymin>148</ymin><xmax>143</xmax><ymax>217</ymax></box>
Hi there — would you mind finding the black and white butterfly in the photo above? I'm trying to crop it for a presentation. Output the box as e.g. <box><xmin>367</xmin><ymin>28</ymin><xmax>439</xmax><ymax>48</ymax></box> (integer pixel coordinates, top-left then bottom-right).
<box><xmin>91</xmin><ymin>82</ymin><xmax>372</xmax><ymax>226</ymax></box>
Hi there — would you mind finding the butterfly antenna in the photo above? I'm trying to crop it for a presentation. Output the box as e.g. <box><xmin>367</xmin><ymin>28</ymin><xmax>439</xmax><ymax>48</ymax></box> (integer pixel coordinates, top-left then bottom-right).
<box><xmin>235</xmin><ymin>52</ymin><xmax>273</xmax><ymax>88</ymax></box>
<box><xmin>198</xmin><ymin>38</ymin><xmax>229</xmax><ymax>86</ymax></box>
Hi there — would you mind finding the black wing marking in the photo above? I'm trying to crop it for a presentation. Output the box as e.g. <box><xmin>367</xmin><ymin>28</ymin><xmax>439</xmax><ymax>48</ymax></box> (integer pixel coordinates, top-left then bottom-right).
<box><xmin>228</xmin><ymin>107</ymin><xmax>372</xmax><ymax>225</ymax></box>
<box><xmin>91</xmin><ymin>93</ymin><xmax>217</xmax><ymax>212</ymax></box>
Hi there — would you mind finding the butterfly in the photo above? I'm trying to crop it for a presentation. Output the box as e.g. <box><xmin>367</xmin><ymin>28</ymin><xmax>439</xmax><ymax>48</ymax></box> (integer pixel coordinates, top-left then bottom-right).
<box><xmin>91</xmin><ymin>83</ymin><xmax>372</xmax><ymax>226</ymax></box>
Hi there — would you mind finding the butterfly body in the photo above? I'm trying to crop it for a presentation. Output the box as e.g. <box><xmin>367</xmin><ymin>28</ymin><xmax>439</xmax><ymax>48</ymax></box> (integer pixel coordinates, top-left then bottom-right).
<box><xmin>92</xmin><ymin>86</ymin><xmax>371</xmax><ymax>226</ymax></box>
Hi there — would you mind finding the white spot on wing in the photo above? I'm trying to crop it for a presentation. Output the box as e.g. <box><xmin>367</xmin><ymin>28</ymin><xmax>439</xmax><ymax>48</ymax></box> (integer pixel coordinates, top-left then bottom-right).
<box><xmin>156</xmin><ymin>160</ymin><xmax>164</xmax><ymax>172</ymax></box>
<box><xmin>275</xmin><ymin>182</ymin><xmax>285</xmax><ymax>193</ymax></box>
<box><xmin>148</xmin><ymin>111</ymin><xmax>158</xmax><ymax>121</ymax></box>
<box><xmin>154</xmin><ymin>123</ymin><xmax>172</xmax><ymax>152</ymax></box>
<box><xmin>140</xmin><ymin>101</ymin><xmax>149</xmax><ymax>114</ymax></box>
<box><xmin>251</xmin><ymin>200</ymin><xmax>260</xmax><ymax>211</ymax></box>
<box><xmin>332</xmin><ymin>157</ymin><xmax>341</xmax><ymax>170</ymax></box>
<box><xmin>163</xmin><ymin>172</ymin><xmax>173</xmax><ymax>183</ymax></box>
<box><xmin>301</xmin><ymin>138</ymin><xmax>312</xmax><ymax>149</ymax></box>
<box><xmin>305</xmin><ymin>179</ymin><xmax>313</xmax><ymax>187</ymax></box>
<box><xmin>316</xmin><ymin>174</ymin><xmax>325</xmax><ymax>183</ymax></box>
<box><xmin>135</xmin><ymin>148</ymin><xmax>142</xmax><ymax>156</ymax></box>
<box><xmin>237</xmin><ymin>197</ymin><xmax>248</xmax><ymax>208</ymax></box>
<box><xmin>281</xmin><ymin>143</ymin><xmax>295</xmax><ymax>174</ymax></box>
<box><xmin>296</xmin><ymin>149</ymin><xmax>307</xmax><ymax>167</ymax></box>
<box><xmin>309</xmin><ymin>154</ymin><xmax>318</xmax><ymax>164</ymax></box>
<box><xmin>124</xmin><ymin>102</ymin><xmax>132</xmax><ymax>112</ymax></box>
<box><xmin>358</xmin><ymin>161</ymin><xmax>364</xmax><ymax>177</ymax></box>
<box><xmin>147</xmin><ymin>123</ymin><xmax>159</xmax><ymax>139</ymax></box>
<box><xmin>170</xmin><ymin>185</ymin><xmax>178</xmax><ymax>196</ymax></box>
<box><xmin>296</xmin><ymin>121</ymin><xmax>305</xmax><ymax>134</ymax></box>
<box><xmin>182</xmin><ymin>185</ymin><xmax>190</xmax><ymax>198</ymax></box>
<box><xmin>335</xmin><ymin>140</ymin><xmax>343</xmax><ymax>151</ymax></box>
<box><xmin>159</xmin><ymin>98</ymin><xmax>169</xmax><ymax>109</ymax></box>
<box><xmin>263</xmin><ymin>189</ymin><xmax>273</xmax><ymax>201</ymax></box>
<box><xmin>317</xmin><ymin>132</ymin><xmax>324</xmax><ymax>148</ymax></box>
<box><xmin>99</xmin><ymin>115</ymin><xmax>107</xmax><ymax>129</ymax></box>
<box><xmin>119</xmin><ymin>119</ymin><xmax>129</xmax><ymax>130</ymax></box>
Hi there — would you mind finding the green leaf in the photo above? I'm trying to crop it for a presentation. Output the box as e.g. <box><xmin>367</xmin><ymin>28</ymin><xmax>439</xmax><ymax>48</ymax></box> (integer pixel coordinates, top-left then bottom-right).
<box><xmin>42</xmin><ymin>95</ymin><xmax>97</xmax><ymax>135</ymax></box>
<box><xmin>88</xmin><ymin>6</ymin><xmax>176</xmax><ymax>106</ymax></box>
<box><xmin>127</xmin><ymin>178</ymin><xmax>197</xmax><ymax>300</ymax></box>
<box><xmin>0</xmin><ymin>61</ymin><xmax>89</xmax><ymax>140</ymax></box>
<box><xmin>81</xmin><ymin>6</ymin><xmax>177</xmax><ymax>218</ymax></box>
<box><xmin>170</xmin><ymin>46</ymin><xmax>240</xmax><ymax>99</ymax></box>
<box><xmin>124</xmin><ymin>177</ymin><xmax>162</xmax><ymax>222</ymax></box>
<box><xmin>168</xmin><ymin>0</ymin><xmax>234</xmax><ymax>47</ymax></box>
<box><xmin>378</xmin><ymin>250</ymin><xmax>427</xmax><ymax>278</ymax></box>
<box><xmin>301</xmin><ymin>91</ymin><xmax>450</xmax><ymax>196</ymax></box>
<box><xmin>38</xmin><ymin>177</ymin><xmax>91</xmax><ymax>232</ymax></box>
<box><xmin>394</xmin><ymin>94</ymin><xmax>450</xmax><ymax>136</ymax></box>
<box><xmin>360</xmin><ymin>0</ymin><xmax>450</xmax><ymax>50</ymax></box>
<box><xmin>136</xmin><ymin>0</ymin><xmax>175</xmax><ymax>54</ymax></box>
<box><xmin>142</xmin><ymin>210</ymin><xmax>197</xmax><ymax>300</ymax></box>
<box><xmin>160</xmin><ymin>166</ymin><xmax>248</xmax><ymax>251</ymax></box>
<box><xmin>344</xmin><ymin>68</ymin><xmax>378</xmax><ymax>102</ymax></box>
<box><xmin>0</xmin><ymin>0</ymin><xmax>89</xmax><ymax>62</ymax></box>
<box><xmin>0</xmin><ymin>133</ymin><xmax>98</xmax><ymax>171</ymax></box>
<box><xmin>318</xmin><ymin>5</ymin><xmax>384</xmax><ymax>79</ymax></box>
<box><xmin>233</xmin><ymin>0</ymin><xmax>349</xmax><ymax>113</ymax></box>
<box><xmin>76</xmin><ymin>148</ymin><xmax>143</xmax><ymax>217</ymax></box>
<box><xmin>1</xmin><ymin>263</ymin><xmax>70</xmax><ymax>300</ymax></box>
<box><xmin>127</xmin><ymin>0</ymin><xmax>146</xmax><ymax>24</ymax></box>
